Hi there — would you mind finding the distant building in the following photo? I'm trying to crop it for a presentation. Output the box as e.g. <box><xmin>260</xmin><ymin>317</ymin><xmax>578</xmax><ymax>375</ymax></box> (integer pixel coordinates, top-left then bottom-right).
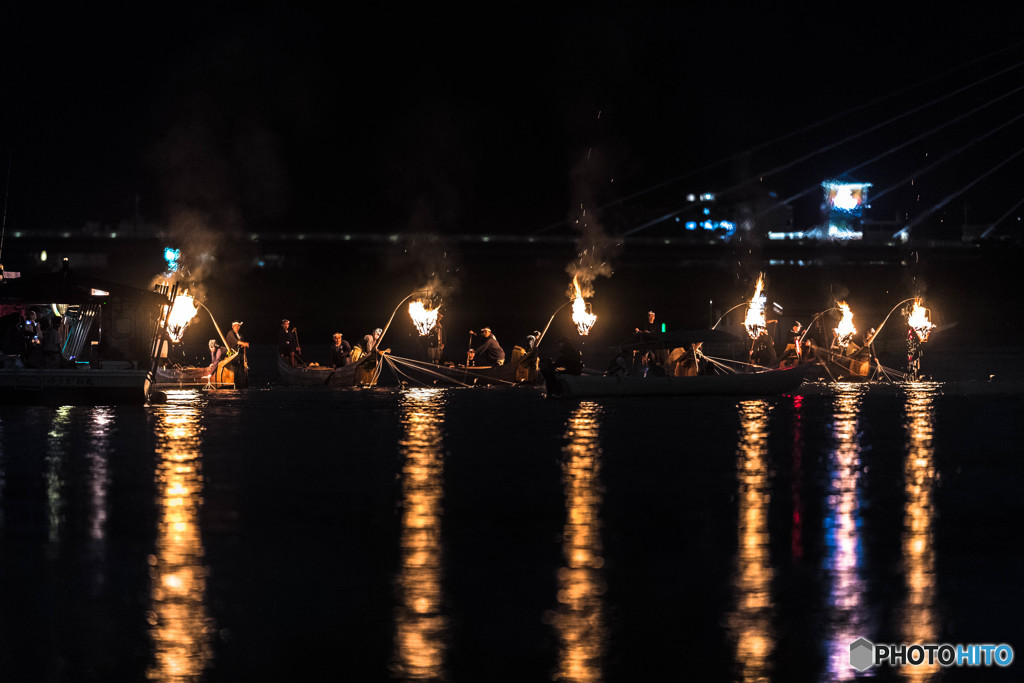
<box><xmin>768</xmin><ymin>178</ymin><xmax>873</xmax><ymax>241</ymax></box>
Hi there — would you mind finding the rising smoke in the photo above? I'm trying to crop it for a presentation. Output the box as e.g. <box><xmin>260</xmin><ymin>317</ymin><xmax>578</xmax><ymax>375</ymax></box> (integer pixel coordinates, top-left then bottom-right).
<box><xmin>565</xmin><ymin>146</ymin><xmax>619</xmax><ymax>299</ymax></box>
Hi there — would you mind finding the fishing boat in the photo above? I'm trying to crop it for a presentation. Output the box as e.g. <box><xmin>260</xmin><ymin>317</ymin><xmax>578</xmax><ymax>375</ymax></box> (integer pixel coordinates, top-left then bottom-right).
<box><xmin>0</xmin><ymin>262</ymin><xmax>170</xmax><ymax>405</ymax></box>
<box><xmin>153</xmin><ymin>351</ymin><xmax>248</xmax><ymax>390</ymax></box>
<box><xmin>543</xmin><ymin>363</ymin><xmax>813</xmax><ymax>398</ymax></box>
<box><xmin>382</xmin><ymin>354</ymin><xmax>531</xmax><ymax>387</ymax></box>
<box><xmin>276</xmin><ymin>353</ymin><xmax>383</xmax><ymax>388</ymax></box>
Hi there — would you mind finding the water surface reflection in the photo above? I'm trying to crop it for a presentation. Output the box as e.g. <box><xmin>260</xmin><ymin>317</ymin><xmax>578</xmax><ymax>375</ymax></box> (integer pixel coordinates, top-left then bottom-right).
<box><xmin>46</xmin><ymin>406</ymin><xmax>72</xmax><ymax>552</ymax></box>
<box><xmin>85</xmin><ymin>408</ymin><xmax>113</xmax><ymax>593</ymax></box>
<box><xmin>551</xmin><ymin>401</ymin><xmax>606</xmax><ymax>682</ymax></box>
<box><xmin>823</xmin><ymin>384</ymin><xmax>870</xmax><ymax>681</ymax></box>
<box><xmin>392</xmin><ymin>388</ymin><xmax>448</xmax><ymax>679</ymax></box>
<box><xmin>727</xmin><ymin>400</ymin><xmax>775</xmax><ymax>682</ymax></box>
<box><xmin>147</xmin><ymin>390</ymin><xmax>214</xmax><ymax>681</ymax></box>
<box><xmin>900</xmin><ymin>383</ymin><xmax>940</xmax><ymax>681</ymax></box>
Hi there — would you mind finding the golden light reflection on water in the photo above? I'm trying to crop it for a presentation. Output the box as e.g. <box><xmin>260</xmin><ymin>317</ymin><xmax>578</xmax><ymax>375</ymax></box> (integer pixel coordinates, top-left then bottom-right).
<box><xmin>824</xmin><ymin>383</ymin><xmax>869</xmax><ymax>681</ymax></box>
<box><xmin>551</xmin><ymin>401</ymin><xmax>606</xmax><ymax>682</ymax></box>
<box><xmin>87</xmin><ymin>409</ymin><xmax>113</xmax><ymax>545</ymax></box>
<box><xmin>900</xmin><ymin>382</ymin><xmax>941</xmax><ymax>681</ymax></box>
<box><xmin>727</xmin><ymin>400</ymin><xmax>775</xmax><ymax>683</ymax></box>
<box><xmin>393</xmin><ymin>388</ymin><xmax>448</xmax><ymax>680</ymax></box>
<box><xmin>147</xmin><ymin>390</ymin><xmax>214</xmax><ymax>682</ymax></box>
<box><xmin>46</xmin><ymin>405</ymin><xmax>72</xmax><ymax>550</ymax></box>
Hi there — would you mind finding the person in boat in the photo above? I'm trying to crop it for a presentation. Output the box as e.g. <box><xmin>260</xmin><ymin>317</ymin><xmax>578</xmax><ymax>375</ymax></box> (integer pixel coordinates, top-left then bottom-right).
<box><xmin>778</xmin><ymin>320</ymin><xmax>803</xmax><ymax>365</ymax></box>
<box><xmin>277</xmin><ymin>318</ymin><xmax>301</xmax><ymax>366</ymax></box>
<box><xmin>21</xmin><ymin>310</ymin><xmax>41</xmax><ymax>362</ymax></box>
<box><xmin>907</xmin><ymin>326</ymin><xmax>926</xmax><ymax>377</ymax></box>
<box><xmin>863</xmin><ymin>327</ymin><xmax>879</xmax><ymax>365</ymax></box>
<box><xmin>330</xmin><ymin>333</ymin><xmax>352</xmax><ymax>367</ymax></box>
<box><xmin>640</xmin><ymin>350</ymin><xmax>665</xmax><ymax>377</ymax></box>
<box><xmin>604</xmin><ymin>347</ymin><xmax>628</xmax><ymax>376</ymax></box>
<box><xmin>424</xmin><ymin>313</ymin><xmax>444</xmax><ymax>364</ymax></box>
<box><xmin>510</xmin><ymin>329</ymin><xmax>541</xmax><ymax>381</ymax></box>
<box><xmin>553</xmin><ymin>336</ymin><xmax>583</xmax><ymax>375</ymax></box>
<box><xmin>23</xmin><ymin>309</ymin><xmax>41</xmax><ymax>341</ymax></box>
<box><xmin>226</xmin><ymin>321</ymin><xmax>249</xmax><ymax>353</ymax></box>
<box><xmin>635</xmin><ymin>310</ymin><xmax>657</xmax><ymax>337</ymax></box>
<box><xmin>362</xmin><ymin>328</ymin><xmax>384</xmax><ymax>354</ymax></box>
<box><xmin>749</xmin><ymin>328</ymin><xmax>778</xmax><ymax>368</ymax></box>
<box><xmin>470</xmin><ymin>327</ymin><xmax>505</xmax><ymax>366</ymax></box>
<box><xmin>208</xmin><ymin>339</ymin><xmax>226</xmax><ymax>374</ymax></box>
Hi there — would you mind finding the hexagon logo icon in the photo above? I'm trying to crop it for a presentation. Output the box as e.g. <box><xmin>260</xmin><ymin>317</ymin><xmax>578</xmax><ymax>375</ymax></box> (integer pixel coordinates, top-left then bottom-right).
<box><xmin>849</xmin><ymin>637</ymin><xmax>874</xmax><ymax>672</ymax></box>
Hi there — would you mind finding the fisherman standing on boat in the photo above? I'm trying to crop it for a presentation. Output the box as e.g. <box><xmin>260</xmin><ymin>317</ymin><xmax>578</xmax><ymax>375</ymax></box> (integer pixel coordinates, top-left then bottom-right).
<box><xmin>635</xmin><ymin>310</ymin><xmax>658</xmax><ymax>339</ymax></box>
<box><xmin>469</xmin><ymin>327</ymin><xmax>505</xmax><ymax>366</ymax></box>
<box><xmin>511</xmin><ymin>329</ymin><xmax>541</xmax><ymax>382</ymax></box>
<box><xmin>425</xmin><ymin>313</ymin><xmax>444</xmax><ymax>364</ymax></box>
<box><xmin>277</xmin><ymin>318</ymin><xmax>301</xmax><ymax>366</ymax></box>
<box><xmin>750</xmin><ymin>328</ymin><xmax>778</xmax><ymax>368</ymax></box>
<box><xmin>779</xmin><ymin>320</ymin><xmax>803</xmax><ymax>365</ymax></box>
<box><xmin>226</xmin><ymin>321</ymin><xmax>249</xmax><ymax>353</ymax></box>
<box><xmin>330</xmin><ymin>333</ymin><xmax>352</xmax><ymax>367</ymax></box>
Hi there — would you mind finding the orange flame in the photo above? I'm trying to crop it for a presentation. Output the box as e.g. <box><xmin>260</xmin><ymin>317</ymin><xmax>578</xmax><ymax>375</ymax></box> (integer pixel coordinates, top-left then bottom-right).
<box><xmin>571</xmin><ymin>275</ymin><xmax>597</xmax><ymax>336</ymax></box>
<box><xmin>408</xmin><ymin>301</ymin><xmax>440</xmax><ymax>336</ymax></box>
<box><xmin>744</xmin><ymin>274</ymin><xmax>767</xmax><ymax>340</ymax></box>
<box><xmin>907</xmin><ymin>299</ymin><xmax>935</xmax><ymax>342</ymax></box>
<box><xmin>165</xmin><ymin>292</ymin><xmax>199</xmax><ymax>343</ymax></box>
<box><xmin>834</xmin><ymin>302</ymin><xmax>856</xmax><ymax>347</ymax></box>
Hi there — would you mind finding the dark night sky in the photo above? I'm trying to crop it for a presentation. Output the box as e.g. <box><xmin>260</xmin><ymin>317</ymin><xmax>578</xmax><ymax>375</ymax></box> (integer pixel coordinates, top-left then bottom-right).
<box><xmin>3</xmin><ymin>3</ymin><xmax>1023</xmax><ymax>240</ymax></box>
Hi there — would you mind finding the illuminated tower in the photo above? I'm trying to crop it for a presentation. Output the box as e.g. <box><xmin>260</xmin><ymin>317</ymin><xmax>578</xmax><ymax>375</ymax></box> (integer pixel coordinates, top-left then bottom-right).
<box><xmin>822</xmin><ymin>179</ymin><xmax>872</xmax><ymax>239</ymax></box>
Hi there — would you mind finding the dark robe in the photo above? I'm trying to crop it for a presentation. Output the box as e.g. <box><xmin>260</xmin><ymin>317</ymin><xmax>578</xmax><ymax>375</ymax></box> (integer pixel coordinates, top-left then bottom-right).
<box><xmin>750</xmin><ymin>333</ymin><xmax>777</xmax><ymax>367</ymax></box>
<box><xmin>330</xmin><ymin>340</ymin><xmax>352</xmax><ymax>367</ymax></box>
<box><xmin>555</xmin><ymin>342</ymin><xmax>583</xmax><ymax>375</ymax></box>
<box><xmin>474</xmin><ymin>334</ymin><xmax>505</xmax><ymax>365</ymax></box>
<box><xmin>277</xmin><ymin>328</ymin><xmax>298</xmax><ymax>356</ymax></box>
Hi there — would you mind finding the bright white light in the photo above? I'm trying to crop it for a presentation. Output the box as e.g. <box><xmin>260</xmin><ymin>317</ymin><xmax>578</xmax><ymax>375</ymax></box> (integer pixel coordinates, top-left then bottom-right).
<box><xmin>833</xmin><ymin>188</ymin><xmax>858</xmax><ymax>211</ymax></box>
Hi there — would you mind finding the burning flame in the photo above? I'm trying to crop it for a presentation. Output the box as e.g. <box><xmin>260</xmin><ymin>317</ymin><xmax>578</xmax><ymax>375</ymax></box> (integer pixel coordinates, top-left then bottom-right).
<box><xmin>834</xmin><ymin>302</ymin><xmax>856</xmax><ymax>348</ymax></box>
<box><xmin>408</xmin><ymin>301</ymin><xmax>440</xmax><ymax>336</ymax></box>
<box><xmin>744</xmin><ymin>275</ymin><xmax>767</xmax><ymax>340</ymax></box>
<box><xmin>166</xmin><ymin>292</ymin><xmax>199</xmax><ymax>343</ymax></box>
<box><xmin>907</xmin><ymin>299</ymin><xmax>935</xmax><ymax>342</ymax></box>
<box><xmin>571</xmin><ymin>275</ymin><xmax>597</xmax><ymax>336</ymax></box>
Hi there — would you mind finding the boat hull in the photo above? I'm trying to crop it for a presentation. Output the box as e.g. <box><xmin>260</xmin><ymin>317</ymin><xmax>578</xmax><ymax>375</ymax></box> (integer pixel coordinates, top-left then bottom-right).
<box><xmin>276</xmin><ymin>355</ymin><xmax>380</xmax><ymax>387</ymax></box>
<box><xmin>0</xmin><ymin>365</ymin><xmax>150</xmax><ymax>405</ymax></box>
<box><xmin>545</xmin><ymin>365</ymin><xmax>811</xmax><ymax>398</ymax></box>
<box><xmin>385</xmin><ymin>356</ymin><xmax>527</xmax><ymax>386</ymax></box>
<box><xmin>153</xmin><ymin>353</ymin><xmax>248</xmax><ymax>389</ymax></box>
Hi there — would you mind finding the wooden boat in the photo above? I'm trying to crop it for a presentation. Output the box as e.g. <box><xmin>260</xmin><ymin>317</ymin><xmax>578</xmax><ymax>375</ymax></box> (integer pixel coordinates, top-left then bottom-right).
<box><xmin>543</xmin><ymin>364</ymin><xmax>813</xmax><ymax>398</ymax></box>
<box><xmin>276</xmin><ymin>353</ymin><xmax>382</xmax><ymax>387</ymax></box>
<box><xmin>800</xmin><ymin>342</ymin><xmax>910</xmax><ymax>383</ymax></box>
<box><xmin>382</xmin><ymin>354</ymin><xmax>529</xmax><ymax>387</ymax></box>
<box><xmin>0</xmin><ymin>263</ymin><xmax>170</xmax><ymax>405</ymax></box>
<box><xmin>153</xmin><ymin>350</ymin><xmax>248</xmax><ymax>389</ymax></box>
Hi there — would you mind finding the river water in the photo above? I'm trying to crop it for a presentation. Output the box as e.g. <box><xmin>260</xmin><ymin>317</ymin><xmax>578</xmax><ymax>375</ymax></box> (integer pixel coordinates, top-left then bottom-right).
<box><xmin>1</xmin><ymin>373</ymin><xmax>1022</xmax><ymax>682</ymax></box>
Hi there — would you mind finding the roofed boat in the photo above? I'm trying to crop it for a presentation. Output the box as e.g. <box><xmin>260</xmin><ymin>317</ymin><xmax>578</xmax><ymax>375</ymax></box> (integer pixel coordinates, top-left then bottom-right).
<box><xmin>0</xmin><ymin>262</ymin><xmax>170</xmax><ymax>405</ymax></box>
